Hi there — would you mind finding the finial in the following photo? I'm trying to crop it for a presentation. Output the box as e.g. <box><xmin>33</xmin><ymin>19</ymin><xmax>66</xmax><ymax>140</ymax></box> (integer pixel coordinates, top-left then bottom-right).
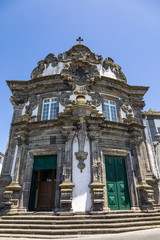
<box><xmin>76</xmin><ymin>37</ymin><xmax>83</xmax><ymax>44</ymax></box>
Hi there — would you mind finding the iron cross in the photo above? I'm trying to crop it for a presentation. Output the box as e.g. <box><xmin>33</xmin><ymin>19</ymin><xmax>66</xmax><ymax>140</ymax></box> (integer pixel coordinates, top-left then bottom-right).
<box><xmin>76</xmin><ymin>37</ymin><xmax>83</xmax><ymax>44</ymax></box>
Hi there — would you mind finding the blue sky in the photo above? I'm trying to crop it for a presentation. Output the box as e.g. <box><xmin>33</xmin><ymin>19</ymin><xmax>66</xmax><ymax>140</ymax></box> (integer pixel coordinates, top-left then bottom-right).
<box><xmin>0</xmin><ymin>0</ymin><xmax>160</xmax><ymax>153</ymax></box>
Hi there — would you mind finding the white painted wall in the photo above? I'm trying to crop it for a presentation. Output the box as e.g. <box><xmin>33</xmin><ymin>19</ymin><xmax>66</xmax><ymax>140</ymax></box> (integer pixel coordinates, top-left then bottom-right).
<box><xmin>42</xmin><ymin>62</ymin><xmax>65</xmax><ymax>76</ymax></box>
<box><xmin>97</xmin><ymin>64</ymin><xmax>117</xmax><ymax>79</ymax></box>
<box><xmin>120</xmin><ymin>108</ymin><xmax>126</xmax><ymax>119</ymax></box>
<box><xmin>21</xmin><ymin>101</ymin><xmax>29</xmax><ymax>115</ymax></box>
<box><xmin>59</xmin><ymin>102</ymin><xmax>65</xmax><ymax>113</ymax></box>
<box><xmin>72</xmin><ymin>136</ymin><xmax>91</xmax><ymax>212</ymax></box>
<box><xmin>32</xmin><ymin>105</ymin><xmax>38</xmax><ymax>117</ymax></box>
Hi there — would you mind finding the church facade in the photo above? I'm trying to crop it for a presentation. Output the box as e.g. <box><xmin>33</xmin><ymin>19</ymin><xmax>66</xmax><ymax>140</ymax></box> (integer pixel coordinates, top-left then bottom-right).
<box><xmin>0</xmin><ymin>40</ymin><xmax>159</xmax><ymax>214</ymax></box>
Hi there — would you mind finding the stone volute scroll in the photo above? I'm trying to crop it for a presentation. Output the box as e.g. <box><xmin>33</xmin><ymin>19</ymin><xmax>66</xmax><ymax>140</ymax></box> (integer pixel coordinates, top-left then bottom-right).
<box><xmin>75</xmin><ymin>118</ymin><xmax>88</xmax><ymax>172</ymax></box>
<box><xmin>121</xmin><ymin>100</ymin><xmax>137</xmax><ymax>123</ymax></box>
<box><xmin>25</xmin><ymin>95</ymin><xmax>38</xmax><ymax>117</ymax></box>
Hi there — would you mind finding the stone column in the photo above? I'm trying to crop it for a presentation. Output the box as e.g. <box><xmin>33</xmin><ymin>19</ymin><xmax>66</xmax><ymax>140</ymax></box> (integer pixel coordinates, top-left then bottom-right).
<box><xmin>132</xmin><ymin>135</ymin><xmax>155</xmax><ymax>210</ymax></box>
<box><xmin>3</xmin><ymin>130</ymin><xmax>28</xmax><ymax>212</ymax></box>
<box><xmin>126</xmin><ymin>153</ymin><xmax>140</xmax><ymax>210</ymax></box>
<box><xmin>59</xmin><ymin>129</ymin><xmax>75</xmax><ymax>213</ymax></box>
<box><xmin>88</xmin><ymin>130</ymin><xmax>105</xmax><ymax>212</ymax></box>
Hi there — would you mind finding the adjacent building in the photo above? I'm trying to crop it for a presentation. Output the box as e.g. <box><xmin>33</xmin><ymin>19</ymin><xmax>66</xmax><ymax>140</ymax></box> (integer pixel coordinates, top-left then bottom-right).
<box><xmin>143</xmin><ymin>111</ymin><xmax>160</xmax><ymax>205</ymax></box>
<box><xmin>0</xmin><ymin>40</ymin><xmax>159</xmax><ymax>213</ymax></box>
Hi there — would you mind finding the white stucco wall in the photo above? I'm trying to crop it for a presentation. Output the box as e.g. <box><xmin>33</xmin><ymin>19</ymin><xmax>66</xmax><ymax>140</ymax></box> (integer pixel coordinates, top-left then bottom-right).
<box><xmin>42</xmin><ymin>62</ymin><xmax>65</xmax><ymax>76</ymax></box>
<box><xmin>32</xmin><ymin>105</ymin><xmax>38</xmax><ymax>117</ymax></box>
<box><xmin>120</xmin><ymin>108</ymin><xmax>126</xmax><ymax>119</ymax></box>
<box><xmin>72</xmin><ymin>136</ymin><xmax>91</xmax><ymax>212</ymax></box>
<box><xmin>97</xmin><ymin>64</ymin><xmax>117</xmax><ymax>79</ymax></box>
<box><xmin>21</xmin><ymin>101</ymin><xmax>29</xmax><ymax>115</ymax></box>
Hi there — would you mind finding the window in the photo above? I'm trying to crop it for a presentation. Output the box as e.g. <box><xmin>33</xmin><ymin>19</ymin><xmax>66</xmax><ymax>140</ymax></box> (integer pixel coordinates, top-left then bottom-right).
<box><xmin>104</xmin><ymin>99</ymin><xmax>117</xmax><ymax>122</ymax></box>
<box><xmin>42</xmin><ymin>98</ymin><xmax>57</xmax><ymax>120</ymax></box>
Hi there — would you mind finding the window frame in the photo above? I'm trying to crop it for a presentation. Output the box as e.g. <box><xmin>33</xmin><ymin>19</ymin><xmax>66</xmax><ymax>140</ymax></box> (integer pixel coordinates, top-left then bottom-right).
<box><xmin>41</xmin><ymin>97</ymin><xmax>57</xmax><ymax>121</ymax></box>
<box><xmin>103</xmin><ymin>98</ymin><xmax>118</xmax><ymax>122</ymax></box>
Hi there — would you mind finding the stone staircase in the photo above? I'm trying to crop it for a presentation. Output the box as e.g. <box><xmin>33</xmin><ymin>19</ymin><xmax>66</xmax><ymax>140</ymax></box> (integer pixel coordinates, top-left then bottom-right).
<box><xmin>0</xmin><ymin>211</ymin><xmax>160</xmax><ymax>239</ymax></box>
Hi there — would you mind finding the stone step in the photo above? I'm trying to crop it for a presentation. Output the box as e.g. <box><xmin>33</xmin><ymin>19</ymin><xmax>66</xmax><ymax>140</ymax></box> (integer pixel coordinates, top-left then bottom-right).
<box><xmin>0</xmin><ymin>234</ymin><xmax>78</xmax><ymax>239</ymax></box>
<box><xmin>0</xmin><ymin>220</ymin><xmax>160</xmax><ymax>229</ymax></box>
<box><xmin>3</xmin><ymin>210</ymin><xmax>143</xmax><ymax>215</ymax></box>
<box><xmin>0</xmin><ymin>212</ymin><xmax>160</xmax><ymax>238</ymax></box>
<box><xmin>0</xmin><ymin>215</ymin><xmax>160</xmax><ymax>225</ymax></box>
<box><xmin>2</xmin><ymin>212</ymin><xmax>160</xmax><ymax>220</ymax></box>
<box><xmin>0</xmin><ymin>225</ymin><xmax>159</xmax><ymax>236</ymax></box>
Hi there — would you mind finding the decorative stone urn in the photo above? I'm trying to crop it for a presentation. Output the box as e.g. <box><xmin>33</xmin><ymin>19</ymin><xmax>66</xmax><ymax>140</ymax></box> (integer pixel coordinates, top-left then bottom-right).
<box><xmin>72</xmin><ymin>95</ymin><xmax>93</xmax><ymax>117</ymax></box>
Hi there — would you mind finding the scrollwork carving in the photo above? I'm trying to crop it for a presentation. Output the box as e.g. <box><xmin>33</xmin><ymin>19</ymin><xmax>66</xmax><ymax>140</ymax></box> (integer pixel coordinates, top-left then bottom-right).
<box><xmin>25</xmin><ymin>95</ymin><xmax>38</xmax><ymax>116</ymax></box>
<box><xmin>103</xmin><ymin>57</ymin><xmax>127</xmax><ymax>82</ymax></box>
<box><xmin>30</xmin><ymin>60</ymin><xmax>45</xmax><ymax>79</ymax></box>
<box><xmin>30</xmin><ymin>54</ymin><xmax>58</xmax><ymax>79</ymax></box>
<box><xmin>122</xmin><ymin>101</ymin><xmax>134</xmax><ymax>117</ymax></box>
<box><xmin>10</xmin><ymin>96</ymin><xmax>25</xmax><ymax>106</ymax></box>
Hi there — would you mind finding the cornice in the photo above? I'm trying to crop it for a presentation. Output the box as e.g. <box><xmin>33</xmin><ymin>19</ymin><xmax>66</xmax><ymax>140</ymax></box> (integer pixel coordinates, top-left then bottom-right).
<box><xmin>7</xmin><ymin>73</ymin><xmax>149</xmax><ymax>99</ymax></box>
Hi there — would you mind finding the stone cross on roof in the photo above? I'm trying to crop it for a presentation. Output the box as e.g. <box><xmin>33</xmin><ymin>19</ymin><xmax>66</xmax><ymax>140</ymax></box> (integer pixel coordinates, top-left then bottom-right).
<box><xmin>76</xmin><ymin>37</ymin><xmax>83</xmax><ymax>44</ymax></box>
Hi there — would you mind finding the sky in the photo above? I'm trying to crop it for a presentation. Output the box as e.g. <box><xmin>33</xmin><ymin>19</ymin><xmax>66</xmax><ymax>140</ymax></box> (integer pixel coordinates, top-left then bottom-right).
<box><xmin>0</xmin><ymin>0</ymin><xmax>160</xmax><ymax>153</ymax></box>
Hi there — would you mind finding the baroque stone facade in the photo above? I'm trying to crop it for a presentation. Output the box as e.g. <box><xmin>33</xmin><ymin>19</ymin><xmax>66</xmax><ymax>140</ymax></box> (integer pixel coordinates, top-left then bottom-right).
<box><xmin>0</xmin><ymin>40</ymin><xmax>159</xmax><ymax>214</ymax></box>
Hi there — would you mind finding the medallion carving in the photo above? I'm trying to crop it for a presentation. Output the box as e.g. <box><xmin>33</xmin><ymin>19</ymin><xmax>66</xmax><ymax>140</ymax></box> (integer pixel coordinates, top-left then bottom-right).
<box><xmin>59</xmin><ymin>92</ymin><xmax>71</xmax><ymax>106</ymax></box>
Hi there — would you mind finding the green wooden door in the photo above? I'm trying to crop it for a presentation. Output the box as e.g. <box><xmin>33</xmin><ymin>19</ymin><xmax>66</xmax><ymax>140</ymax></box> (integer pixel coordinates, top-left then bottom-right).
<box><xmin>105</xmin><ymin>156</ymin><xmax>130</xmax><ymax>210</ymax></box>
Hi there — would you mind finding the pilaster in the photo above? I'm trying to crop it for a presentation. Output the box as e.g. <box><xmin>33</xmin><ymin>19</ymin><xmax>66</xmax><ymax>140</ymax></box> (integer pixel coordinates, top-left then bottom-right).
<box><xmin>88</xmin><ymin>128</ymin><xmax>105</xmax><ymax>212</ymax></box>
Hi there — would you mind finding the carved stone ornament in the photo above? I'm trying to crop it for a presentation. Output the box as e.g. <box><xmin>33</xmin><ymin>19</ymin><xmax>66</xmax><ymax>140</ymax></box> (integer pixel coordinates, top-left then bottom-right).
<box><xmin>31</xmin><ymin>53</ymin><xmax>58</xmax><ymax>79</ymax></box>
<box><xmin>90</xmin><ymin>92</ymin><xmax>102</xmax><ymax>107</ymax></box>
<box><xmin>121</xmin><ymin>100</ymin><xmax>138</xmax><ymax>123</ymax></box>
<box><xmin>15</xmin><ymin>132</ymin><xmax>29</xmax><ymax>145</ymax></box>
<box><xmin>10</xmin><ymin>96</ymin><xmax>25</xmax><ymax>106</ymax></box>
<box><xmin>103</xmin><ymin>57</ymin><xmax>127</xmax><ymax>82</ymax></box>
<box><xmin>59</xmin><ymin>44</ymin><xmax>103</xmax><ymax>64</ymax></box>
<box><xmin>25</xmin><ymin>95</ymin><xmax>38</xmax><ymax>116</ymax></box>
<box><xmin>62</xmin><ymin>60</ymin><xmax>99</xmax><ymax>87</ymax></box>
<box><xmin>59</xmin><ymin>92</ymin><xmax>71</xmax><ymax>106</ymax></box>
<box><xmin>122</xmin><ymin>101</ymin><xmax>134</xmax><ymax>117</ymax></box>
<box><xmin>75</xmin><ymin>118</ymin><xmax>88</xmax><ymax>172</ymax></box>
